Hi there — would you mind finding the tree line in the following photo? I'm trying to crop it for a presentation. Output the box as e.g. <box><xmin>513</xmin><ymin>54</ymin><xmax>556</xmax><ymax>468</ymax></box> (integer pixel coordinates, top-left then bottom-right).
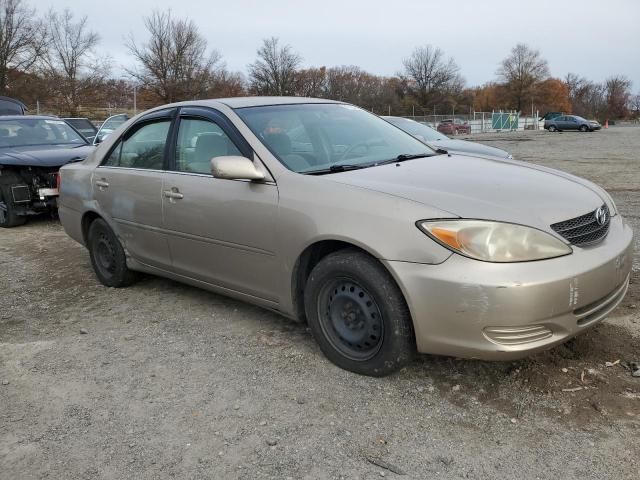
<box><xmin>1</xmin><ymin>0</ymin><xmax>637</xmax><ymax>121</ymax></box>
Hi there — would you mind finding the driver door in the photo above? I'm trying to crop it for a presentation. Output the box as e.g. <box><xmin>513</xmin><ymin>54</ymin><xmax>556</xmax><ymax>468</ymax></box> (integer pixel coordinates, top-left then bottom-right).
<box><xmin>162</xmin><ymin>107</ymin><xmax>280</xmax><ymax>303</ymax></box>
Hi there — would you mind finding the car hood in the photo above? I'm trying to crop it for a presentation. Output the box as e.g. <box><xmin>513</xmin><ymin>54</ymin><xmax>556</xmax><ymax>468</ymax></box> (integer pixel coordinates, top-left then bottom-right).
<box><xmin>429</xmin><ymin>138</ymin><xmax>510</xmax><ymax>159</ymax></box>
<box><xmin>0</xmin><ymin>144</ymin><xmax>94</xmax><ymax>168</ymax></box>
<box><xmin>327</xmin><ymin>154</ymin><xmax>606</xmax><ymax>231</ymax></box>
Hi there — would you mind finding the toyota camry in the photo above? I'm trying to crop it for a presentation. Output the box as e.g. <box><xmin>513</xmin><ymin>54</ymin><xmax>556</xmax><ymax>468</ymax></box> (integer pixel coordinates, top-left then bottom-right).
<box><xmin>58</xmin><ymin>97</ymin><xmax>633</xmax><ymax>376</ymax></box>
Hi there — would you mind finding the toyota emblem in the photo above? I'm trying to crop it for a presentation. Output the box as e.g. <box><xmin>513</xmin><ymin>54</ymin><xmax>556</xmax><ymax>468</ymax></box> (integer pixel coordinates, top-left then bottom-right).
<box><xmin>595</xmin><ymin>206</ymin><xmax>608</xmax><ymax>226</ymax></box>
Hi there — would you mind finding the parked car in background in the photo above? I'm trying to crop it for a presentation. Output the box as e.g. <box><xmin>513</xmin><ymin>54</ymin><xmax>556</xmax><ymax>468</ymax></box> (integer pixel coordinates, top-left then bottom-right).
<box><xmin>59</xmin><ymin>97</ymin><xmax>631</xmax><ymax>376</ymax></box>
<box><xmin>540</xmin><ymin>111</ymin><xmax>563</xmax><ymax>122</ymax></box>
<box><xmin>383</xmin><ymin>116</ymin><xmax>512</xmax><ymax>159</ymax></box>
<box><xmin>64</xmin><ymin>117</ymin><xmax>98</xmax><ymax>143</ymax></box>
<box><xmin>437</xmin><ymin>118</ymin><xmax>471</xmax><ymax>135</ymax></box>
<box><xmin>0</xmin><ymin>96</ymin><xmax>26</xmax><ymax>115</ymax></box>
<box><xmin>0</xmin><ymin>116</ymin><xmax>94</xmax><ymax>227</ymax></box>
<box><xmin>544</xmin><ymin>115</ymin><xmax>601</xmax><ymax>132</ymax></box>
<box><xmin>93</xmin><ymin>113</ymin><xmax>129</xmax><ymax>145</ymax></box>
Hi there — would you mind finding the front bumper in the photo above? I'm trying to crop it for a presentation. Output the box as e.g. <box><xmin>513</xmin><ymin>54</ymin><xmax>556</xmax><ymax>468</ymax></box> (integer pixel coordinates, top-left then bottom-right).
<box><xmin>385</xmin><ymin>215</ymin><xmax>633</xmax><ymax>360</ymax></box>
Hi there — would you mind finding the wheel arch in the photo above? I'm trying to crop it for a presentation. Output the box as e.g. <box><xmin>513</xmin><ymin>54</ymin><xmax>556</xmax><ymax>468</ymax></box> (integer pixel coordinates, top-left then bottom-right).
<box><xmin>80</xmin><ymin>210</ymin><xmax>103</xmax><ymax>245</ymax></box>
<box><xmin>290</xmin><ymin>238</ymin><xmax>410</xmax><ymax>325</ymax></box>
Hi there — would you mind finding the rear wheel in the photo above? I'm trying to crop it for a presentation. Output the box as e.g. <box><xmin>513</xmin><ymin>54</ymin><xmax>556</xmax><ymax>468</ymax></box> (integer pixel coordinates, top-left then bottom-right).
<box><xmin>579</xmin><ymin>125</ymin><xmax>589</xmax><ymax>132</ymax></box>
<box><xmin>304</xmin><ymin>249</ymin><xmax>415</xmax><ymax>376</ymax></box>
<box><xmin>0</xmin><ymin>183</ymin><xmax>27</xmax><ymax>228</ymax></box>
<box><xmin>87</xmin><ymin>218</ymin><xmax>137</xmax><ymax>287</ymax></box>
<box><xmin>548</xmin><ymin>125</ymin><xmax>558</xmax><ymax>132</ymax></box>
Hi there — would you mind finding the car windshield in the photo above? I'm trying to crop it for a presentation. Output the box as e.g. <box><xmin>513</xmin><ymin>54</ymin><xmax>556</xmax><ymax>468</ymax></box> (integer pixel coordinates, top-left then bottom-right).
<box><xmin>65</xmin><ymin>118</ymin><xmax>97</xmax><ymax>135</ymax></box>
<box><xmin>95</xmin><ymin>114</ymin><xmax>129</xmax><ymax>143</ymax></box>
<box><xmin>0</xmin><ymin>118</ymin><xmax>87</xmax><ymax>147</ymax></box>
<box><xmin>385</xmin><ymin>117</ymin><xmax>447</xmax><ymax>141</ymax></box>
<box><xmin>235</xmin><ymin>103</ymin><xmax>435</xmax><ymax>173</ymax></box>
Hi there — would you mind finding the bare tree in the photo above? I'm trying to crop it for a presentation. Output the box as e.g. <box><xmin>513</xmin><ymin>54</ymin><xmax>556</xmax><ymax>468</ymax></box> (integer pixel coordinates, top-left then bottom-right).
<box><xmin>604</xmin><ymin>75</ymin><xmax>632</xmax><ymax>119</ymax></box>
<box><xmin>127</xmin><ymin>10</ymin><xmax>223</xmax><ymax>103</ymax></box>
<box><xmin>293</xmin><ymin>66</ymin><xmax>327</xmax><ymax>97</ymax></box>
<box><xmin>630</xmin><ymin>93</ymin><xmax>640</xmax><ymax>119</ymax></box>
<box><xmin>402</xmin><ymin>45</ymin><xmax>462</xmax><ymax>108</ymax></box>
<box><xmin>497</xmin><ymin>44</ymin><xmax>549</xmax><ymax>111</ymax></box>
<box><xmin>248</xmin><ymin>37</ymin><xmax>301</xmax><ymax>95</ymax></box>
<box><xmin>45</xmin><ymin>9</ymin><xmax>109</xmax><ymax>116</ymax></box>
<box><xmin>0</xmin><ymin>0</ymin><xmax>47</xmax><ymax>94</ymax></box>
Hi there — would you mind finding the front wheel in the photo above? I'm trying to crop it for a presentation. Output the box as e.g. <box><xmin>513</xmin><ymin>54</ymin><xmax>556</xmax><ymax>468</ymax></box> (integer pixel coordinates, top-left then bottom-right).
<box><xmin>87</xmin><ymin>218</ymin><xmax>137</xmax><ymax>287</ymax></box>
<box><xmin>0</xmin><ymin>184</ymin><xmax>27</xmax><ymax>228</ymax></box>
<box><xmin>304</xmin><ymin>249</ymin><xmax>415</xmax><ymax>376</ymax></box>
<box><xmin>579</xmin><ymin>125</ymin><xmax>589</xmax><ymax>132</ymax></box>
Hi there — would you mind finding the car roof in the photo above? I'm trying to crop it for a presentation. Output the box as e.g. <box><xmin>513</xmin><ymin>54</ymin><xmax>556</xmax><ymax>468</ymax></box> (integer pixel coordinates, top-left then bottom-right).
<box><xmin>143</xmin><ymin>97</ymin><xmax>343</xmax><ymax>112</ymax></box>
<box><xmin>0</xmin><ymin>115</ymin><xmax>59</xmax><ymax>121</ymax></box>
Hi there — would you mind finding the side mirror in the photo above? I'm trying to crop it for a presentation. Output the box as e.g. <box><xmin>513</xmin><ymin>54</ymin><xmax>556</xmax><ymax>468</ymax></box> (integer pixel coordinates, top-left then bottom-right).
<box><xmin>211</xmin><ymin>156</ymin><xmax>265</xmax><ymax>181</ymax></box>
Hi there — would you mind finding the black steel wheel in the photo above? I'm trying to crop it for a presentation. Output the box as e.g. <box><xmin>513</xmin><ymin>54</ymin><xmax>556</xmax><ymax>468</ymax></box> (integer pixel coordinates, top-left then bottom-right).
<box><xmin>317</xmin><ymin>278</ymin><xmax>384</xmax><ymax>361</ymax></box>
<box><xmin>0</xmin><ymin>184</ymin><xmax>26</xmax><ymax>228</ymax></box>
<box><xmin>87</xmin><ymin>218</ymin><xmax>137</xmax><ymax>287</ymax></box>
<box><xmin>304</xmin><ymin>249</ymin><xmax>415</xmax><ymax>376</ymax></box>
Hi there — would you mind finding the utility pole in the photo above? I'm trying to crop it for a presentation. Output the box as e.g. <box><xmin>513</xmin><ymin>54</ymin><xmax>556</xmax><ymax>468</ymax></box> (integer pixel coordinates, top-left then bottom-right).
<box><xmin>133</xmin><ymin>84</ymin><xmax>137</xmax><ymax>115</ymax></box>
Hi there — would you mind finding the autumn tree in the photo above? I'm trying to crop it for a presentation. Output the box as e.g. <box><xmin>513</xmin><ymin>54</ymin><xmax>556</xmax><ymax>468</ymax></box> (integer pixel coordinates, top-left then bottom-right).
<box><xmin>497</xmin><ymin>44</ymin><xmax>549</xmax><ymax>111</ymax></box>
<box><xmin>0</xmin><ymin>0</ymin><xmax>47</xmax><ymax>95</ymax></box>
<box><xmin>248</xmin><ymin>37</ymin><xmax>301</xmax><ymax>95</ymax></box>
<box><xmin>402</xmin><ymin>45</ymin><xmax>463</xmax><ymax>110</ymax></box>
<box><xmin>45</xmin><ymin>9</ymin><xmax>110</xmax><ymax>116</ymax></box>
<box><xmin>535</xmin><ymin>78</ymin><xmax>570</xmax><ymax>114</ymax></box>
<box><xmin>127</xmin><ymin>10</ymin><xmax>224</xmax><ymax>103</ymax></box>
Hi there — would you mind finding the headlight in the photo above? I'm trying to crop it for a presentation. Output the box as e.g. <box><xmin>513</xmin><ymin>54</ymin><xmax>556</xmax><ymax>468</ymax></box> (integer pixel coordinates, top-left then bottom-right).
<box><xmin>418</xmin><ymin>220</ymin><xmax>572</xmax><ymax>262</ymax></box>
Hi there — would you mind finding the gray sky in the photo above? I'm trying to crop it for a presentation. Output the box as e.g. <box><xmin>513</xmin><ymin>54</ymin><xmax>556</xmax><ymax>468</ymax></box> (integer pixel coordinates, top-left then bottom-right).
<box><xmin>47</xmin><ymin>0</ymin><xmax>640</xmax><ymax>89</ymax></box>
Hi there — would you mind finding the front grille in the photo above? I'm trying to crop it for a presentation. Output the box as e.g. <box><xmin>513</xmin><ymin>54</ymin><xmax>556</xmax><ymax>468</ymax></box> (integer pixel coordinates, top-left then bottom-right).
<box><xmin>550</xmin><ymin>205</ymin><xmax>610</xmax><ymax>246</ymax></box>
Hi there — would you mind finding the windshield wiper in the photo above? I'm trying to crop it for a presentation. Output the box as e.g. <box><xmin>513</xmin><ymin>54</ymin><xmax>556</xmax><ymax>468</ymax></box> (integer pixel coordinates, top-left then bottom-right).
<box><xmin>303</xmin><ymin>164</ymin><xmax>369</xmax><ymax>175</ymax></box>
<box><xmin>377</xmin><ymin>152</ymin><xmax>434</xmax><ymax>165</ymax></box>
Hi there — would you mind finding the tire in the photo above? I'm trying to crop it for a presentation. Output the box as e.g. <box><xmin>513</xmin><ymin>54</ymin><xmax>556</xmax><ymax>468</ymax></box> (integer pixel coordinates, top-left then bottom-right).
<box><xmin>0</xmin><ymin>183</ymin><xmax>27</xmax><ymax>228</ymax></box>
<box><xmin>87</xmin><ymin>218</ymin><xmax>137</xmax><ymax>287</ymax></box>
<box><xmin>548</xmin><ymin>125</ymin><xmax>557</xmax><ymax>132</ymax></box>
<box><xmin>304</xmin><ymin>249</ymin><xmax>415</xmax><ymax>376</ymax></box>
<box><xmin>579</xmin><ymin>125</ymin><xmax>589</xmax><ymax>132</ymax></box>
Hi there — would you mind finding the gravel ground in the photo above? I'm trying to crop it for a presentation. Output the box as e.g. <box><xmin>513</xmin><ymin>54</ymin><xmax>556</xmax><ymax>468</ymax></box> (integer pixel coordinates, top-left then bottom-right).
<box><xmin>1</xmin><ymin>126</ymin><xmax>639</xmax><ymax>479</ymax></box>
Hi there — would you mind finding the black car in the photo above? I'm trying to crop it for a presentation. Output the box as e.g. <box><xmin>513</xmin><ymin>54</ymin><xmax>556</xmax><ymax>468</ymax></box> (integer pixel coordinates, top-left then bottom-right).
<box><xmin>0</xmin><ymin>116</ymin><xmax>94</xmax><ymax>227</ymax></box>
<box><xmin>544</xmin><ymin>115</ymin><xmax>601</xmax><ymax>132</ymax></box>
<box><xmin>0</xmin><ymin>96</ymin><xmax>27</xmax><ymax>115</ymax></box>
<box><xmin>64</xmin><ymin>117</ymin><xmax>98</xmax><ymax>143</ymax></box>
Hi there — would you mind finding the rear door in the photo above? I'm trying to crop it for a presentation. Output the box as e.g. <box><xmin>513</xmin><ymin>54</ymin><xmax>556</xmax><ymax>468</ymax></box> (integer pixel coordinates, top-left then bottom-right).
<box><xmin>93</xmin><ymin>109</ymin><xmax>175</xmax><ymax>269</ymax></box>
<box><xmin>162</xmin><ymin>107</ymin><xmax>280</xmax><ymax>302</ymax></box>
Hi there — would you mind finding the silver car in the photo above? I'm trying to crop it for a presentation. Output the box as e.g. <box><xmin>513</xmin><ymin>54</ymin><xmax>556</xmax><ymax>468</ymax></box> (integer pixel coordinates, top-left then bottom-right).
<box><xmin>59</xmin><ymin>97</ymin><xmax>633</xmax><ymax>376</ymax></box>
<box><xmin>383</xmin><ymin>116</ymin><xmax>513</xmax><ymax>159</ymax></box>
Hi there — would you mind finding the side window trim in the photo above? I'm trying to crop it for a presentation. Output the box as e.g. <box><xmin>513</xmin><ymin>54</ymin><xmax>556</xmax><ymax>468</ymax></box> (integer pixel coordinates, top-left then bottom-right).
<box><xmin>174</xmin><ymin>107</ymin><xmax>253</xmax><ymax>162</ymax></box>
<box><xmin>99</xmin><ymin>108</ymin><xmax>177</xmax><ymax>169</ymax></box>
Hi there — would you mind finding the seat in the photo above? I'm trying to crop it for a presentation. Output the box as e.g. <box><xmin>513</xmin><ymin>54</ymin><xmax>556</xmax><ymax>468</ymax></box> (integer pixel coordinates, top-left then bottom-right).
<box><xmin>263</xmin><ymin>132</ymin><xmax>311</xmax><ymax>170</ymax></box>
<box><xmin>187</xmin><ymin>133</ymin><xmax>229</xmax><ymax>174</ymax></box>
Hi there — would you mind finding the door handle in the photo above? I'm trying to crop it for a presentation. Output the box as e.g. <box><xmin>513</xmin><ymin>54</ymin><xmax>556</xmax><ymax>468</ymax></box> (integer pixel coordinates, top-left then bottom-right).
<box><xmin>95</xmin><ymin>179</ymin><xmax>109</xmax><ymax>190</ymax></box>
<box><xmin>163</xmin><ymin>189</ymin><xmax>184</xmax><ymax>201</ymax></box>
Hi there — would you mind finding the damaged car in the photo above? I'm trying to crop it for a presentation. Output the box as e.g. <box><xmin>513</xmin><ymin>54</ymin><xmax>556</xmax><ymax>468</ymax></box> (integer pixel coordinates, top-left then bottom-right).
<box><xmin>0</xmin><ymin>116</ymin><xmax>94</xmax><ymax>227</ymax></box>
<box><xmin>58</xmin><ymin>98</ymin><xmax>632</xmax><ymax>376</ymax></box>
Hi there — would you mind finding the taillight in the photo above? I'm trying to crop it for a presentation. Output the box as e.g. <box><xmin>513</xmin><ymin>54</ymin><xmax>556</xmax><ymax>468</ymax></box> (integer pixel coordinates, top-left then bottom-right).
<box><xmin>55</xmin><ymin>172</ymin><xmax>61</xmax><ymax>190</ymax></box>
